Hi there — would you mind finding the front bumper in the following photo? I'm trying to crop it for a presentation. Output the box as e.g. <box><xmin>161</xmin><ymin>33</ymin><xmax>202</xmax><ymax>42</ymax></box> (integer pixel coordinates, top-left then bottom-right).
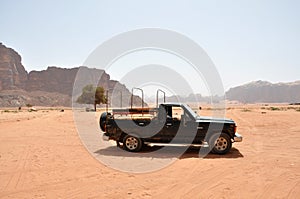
<box><xmin>234</xmin><ymin>132</ymin><xmax>243</xmax><ymax>142</ymax></box>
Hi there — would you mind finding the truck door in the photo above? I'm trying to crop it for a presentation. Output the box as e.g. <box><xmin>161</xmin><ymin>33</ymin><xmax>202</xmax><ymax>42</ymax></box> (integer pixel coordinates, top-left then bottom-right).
<box><xmin>164</xmin><ymin>106</ymin><xmax>189</xmax><ymax>143</ymax></box>
<box><xmin>180</xmin><ymin>110</ymin><xmax>198</xmax><ymax>144</ymax></box>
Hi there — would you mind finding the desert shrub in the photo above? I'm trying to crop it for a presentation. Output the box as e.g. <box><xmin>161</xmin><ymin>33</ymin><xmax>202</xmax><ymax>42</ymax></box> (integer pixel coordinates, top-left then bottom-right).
<box><xmin>269</xmin><ymin>107</ymin><xmax>280</xmax><ymax>111</ymax></box>
<box><xmin>287</xmin><ymin>107</ymin><xmax>295</xmax><ymax>110</ymax></box>
<box><xmin>26</xmin><ymin>103</ymin><xmax>33</xmax><ymax>108</ymax></box>
<box><xmin>241</xmin><ymin>109</ymin><xmax>251</xmax><ymax>112</ymax></box>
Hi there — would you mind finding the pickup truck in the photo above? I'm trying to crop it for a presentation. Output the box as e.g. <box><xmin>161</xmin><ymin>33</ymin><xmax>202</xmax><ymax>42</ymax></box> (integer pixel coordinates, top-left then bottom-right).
<box><xmin>100</xmin><ymin>102</ymin><xmax>242</xmax><ymax>154</ymax></box>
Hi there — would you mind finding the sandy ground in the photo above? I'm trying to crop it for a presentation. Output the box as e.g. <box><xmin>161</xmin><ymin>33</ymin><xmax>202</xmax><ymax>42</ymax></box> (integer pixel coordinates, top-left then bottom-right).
<box><xmin>0</xmin><ymin>105</ymin><xmax>300</xmax><ymax>198</ymax></box>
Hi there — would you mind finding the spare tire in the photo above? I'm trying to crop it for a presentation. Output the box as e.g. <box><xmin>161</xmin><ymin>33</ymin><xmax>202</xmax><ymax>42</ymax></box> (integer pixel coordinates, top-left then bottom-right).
<box><xmin>99</xmin><ymin>112</ymin><xmax>111</xmax><ymax>132</ymax></box>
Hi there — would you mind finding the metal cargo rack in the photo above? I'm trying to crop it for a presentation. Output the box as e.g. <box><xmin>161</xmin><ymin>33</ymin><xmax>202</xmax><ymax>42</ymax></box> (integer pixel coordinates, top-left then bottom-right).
<box><xmin>105</xmin><ymin>87</ymin><xmax>166</xmax><ymax>117</ymax></box>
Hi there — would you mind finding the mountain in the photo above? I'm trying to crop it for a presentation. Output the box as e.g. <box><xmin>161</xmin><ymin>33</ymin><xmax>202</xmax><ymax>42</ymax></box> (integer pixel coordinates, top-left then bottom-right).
<box><xmin>2</xmin><ymin>43</ymin><xmax>300</xmax><ymax>106</ymax></box>
<box><xmin>0</xmin><ymin>43</ymin><xmax>28</xmax><ymax>90</ymax></box>
<box><xmin>226</xmin><ymin>80</ymin><xmax>300</xmax><ymax>103</ymax></box>
<box><xmin>0</xmin><ymin>43</ymin><xmax>141</xmax><ymax>107</ymax></box>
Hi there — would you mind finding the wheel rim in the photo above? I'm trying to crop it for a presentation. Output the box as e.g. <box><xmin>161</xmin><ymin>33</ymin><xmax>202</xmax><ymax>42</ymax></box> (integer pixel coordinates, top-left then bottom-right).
<box><xmin>214</xmin><ymin>136</ymin><xmax>228</xmax><ymax>152</ymax></box>
<box><xmin>125</xmin><ymin>137</ymin><xmax>138</xmax><ymax>150</ymax></box>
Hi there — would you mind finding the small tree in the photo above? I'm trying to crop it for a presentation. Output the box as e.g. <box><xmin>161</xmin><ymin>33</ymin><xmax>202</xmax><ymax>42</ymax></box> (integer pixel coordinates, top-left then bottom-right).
<box><xmin>94</xmin><ymin>86</ymin><xmax>107</xmax><ymax>111</ymax></box>
<box><xmin>76</xmin><ymin>84</ymin><xmax>106</xmax><ymax>111</ymax></box>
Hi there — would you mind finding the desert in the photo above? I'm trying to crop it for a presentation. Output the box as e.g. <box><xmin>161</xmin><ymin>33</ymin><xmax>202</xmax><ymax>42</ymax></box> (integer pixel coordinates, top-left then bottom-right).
<box><xmin>0</xmin><ymin>104</ymin><xmax>299</xmax><ymax>198</ymax></box>
<box><xmin>1</xmin><ymin>1</ymin><xmax>300</xmax><ymax>198</ymax></box>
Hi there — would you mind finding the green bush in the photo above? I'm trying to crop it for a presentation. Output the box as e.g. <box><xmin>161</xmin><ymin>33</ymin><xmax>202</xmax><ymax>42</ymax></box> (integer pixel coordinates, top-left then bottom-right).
<box><xmin>269</xmin><ymin>107</ymin><xmax>280</xmax><ymax>111</ymax></box>
<box><xmin>241</xmin><ymin>109</ymin><xmax>251</xmax><ymax>112</ymax></box>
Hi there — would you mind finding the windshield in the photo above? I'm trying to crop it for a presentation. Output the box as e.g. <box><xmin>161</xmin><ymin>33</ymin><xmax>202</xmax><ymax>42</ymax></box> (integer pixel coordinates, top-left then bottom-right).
<box><xmin>182</xmin><ymin>104</ymin><xmax>199</xmax><ymax>119</ymax></box>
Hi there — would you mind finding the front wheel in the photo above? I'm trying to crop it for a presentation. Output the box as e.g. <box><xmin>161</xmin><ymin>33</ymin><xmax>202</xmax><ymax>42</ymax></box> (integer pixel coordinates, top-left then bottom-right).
<box><xmin>209</xmin><ymin>133</ymin><xmax>232</xmax><ymax>154</ymax></box>
<box><xmin>123</xmin><ymin>135</ymin><xmax>143</xmax><ymax>152</ymax></box>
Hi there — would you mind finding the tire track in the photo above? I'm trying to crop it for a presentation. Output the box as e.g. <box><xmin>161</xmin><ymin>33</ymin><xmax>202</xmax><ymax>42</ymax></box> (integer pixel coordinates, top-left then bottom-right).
<box><xmin>4</xmin><ymin>145</ymin><xmax>31</xmax><ymax>191</ymax></box>
<box><xmin>287</xmin><ymin>181</ymin><xmax>300</xmax><ymax>198</ymax></box>
<box><xmin>258</xmin><ymin>171</ymin><xmax>298</xmax><ymax>198</ymax></box>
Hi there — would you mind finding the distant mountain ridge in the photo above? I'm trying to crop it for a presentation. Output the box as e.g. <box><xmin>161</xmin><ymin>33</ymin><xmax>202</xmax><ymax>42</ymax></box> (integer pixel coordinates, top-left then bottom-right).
<box><xmin>226</xmin><ymin>80</ymin><xmax>300</xmax><ymax>103</ymax></box>
<box><xmin>151</xmin><ymin>80</ymin><xmax>300</xmax><ymax>104</ymax></box>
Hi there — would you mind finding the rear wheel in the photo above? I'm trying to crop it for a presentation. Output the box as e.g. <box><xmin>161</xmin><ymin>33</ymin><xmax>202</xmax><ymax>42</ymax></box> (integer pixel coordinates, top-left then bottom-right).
<box><xmin>123</xmin><ymin>135</ymin><xmax>143</xmax><ymax>152</ymax></box>
<box><xmin>209</xmin><ymin>133</ymin><xmax>232</xmax><ymax>154</ymax></box>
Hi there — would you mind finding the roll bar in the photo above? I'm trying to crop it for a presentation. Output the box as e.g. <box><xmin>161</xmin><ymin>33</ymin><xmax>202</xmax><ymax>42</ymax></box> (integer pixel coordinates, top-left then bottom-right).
<box><xmin>131</xmin><ymin>87</ymin><xmax>144</xmax><ymax>110</ymax></box>
<box><xmin>156</xmin><ymin>89</ymin><xmax>166</xmax><ymax>107</ymax></box>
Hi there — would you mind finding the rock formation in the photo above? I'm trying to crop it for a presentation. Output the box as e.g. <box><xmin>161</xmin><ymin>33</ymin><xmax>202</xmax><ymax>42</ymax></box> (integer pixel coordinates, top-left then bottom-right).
<box><xmin>226</xmin><ymin>80</ymin><xmax>300</xmax><ymax>103</ymax></box>
<box><xmin>0</xmin><ymin>43</ymin><xmax>27</xmax><ymax>90</ymax></box>
<box><xmin>0</xmin><ymin>43</ymin><xmax>143</xmax><ymax>107</ymax></box>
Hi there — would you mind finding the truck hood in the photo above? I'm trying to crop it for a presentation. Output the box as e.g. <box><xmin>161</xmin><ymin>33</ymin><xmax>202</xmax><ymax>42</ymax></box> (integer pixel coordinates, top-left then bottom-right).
<box><xmin>196</xmin><ymin>116</ymin><xmax>235</xmax><ymax>124</ymax></box>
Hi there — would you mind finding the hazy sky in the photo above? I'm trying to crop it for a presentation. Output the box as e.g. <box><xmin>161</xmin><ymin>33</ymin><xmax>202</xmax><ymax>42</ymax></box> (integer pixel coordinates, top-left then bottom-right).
<box><xmin>1</xmin><ymin>0</ymin><xmax>299</xmax><ymax>91</ymax></box>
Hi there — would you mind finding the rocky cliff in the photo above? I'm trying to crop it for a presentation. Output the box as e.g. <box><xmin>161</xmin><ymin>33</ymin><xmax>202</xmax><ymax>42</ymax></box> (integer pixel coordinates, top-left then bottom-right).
<box><xmin>226</xmin><ymin>80</ymin><xmax>300</xmax><ymax>103</ymax></box>
<box><xmin>27</xmin><ymin>66</ymin><xmax>112</xmax><ymax>96</ymax></box>
<box><xmin>0</xmin><ymin>43</ymin><xmax>27</xmax><ymax>90</ymax></box>
<box><xmin>0</xmin><ymin>43</ymin><xmax>142</xmax><ymax>107</ymax></box>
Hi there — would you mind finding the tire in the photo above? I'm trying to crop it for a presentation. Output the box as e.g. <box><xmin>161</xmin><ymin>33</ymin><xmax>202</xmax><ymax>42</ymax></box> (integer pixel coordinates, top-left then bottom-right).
<box><xmin>123</xmin><ymin>134</ymin><xmax>143</xmax><ymax>152</ymax></box>
<box><xmin>209</xmin><ymin>133</ymin><xmax>232</xmax><ymax>154</ymax></box>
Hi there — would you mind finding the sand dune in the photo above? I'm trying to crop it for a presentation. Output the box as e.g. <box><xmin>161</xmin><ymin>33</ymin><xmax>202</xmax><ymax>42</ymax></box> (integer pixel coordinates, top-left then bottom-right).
<box><xmin>0</xmin><ymin>105</ymin><xmax>299</xmax><ymax>198</ymax></box>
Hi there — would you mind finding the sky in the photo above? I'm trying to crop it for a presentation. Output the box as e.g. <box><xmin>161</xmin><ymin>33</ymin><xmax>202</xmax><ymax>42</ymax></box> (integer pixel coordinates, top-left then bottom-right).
<box><xmin>1</xmin><ymin>0</ymin><xmax>300</xmax><ymax>93</ymax></box>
